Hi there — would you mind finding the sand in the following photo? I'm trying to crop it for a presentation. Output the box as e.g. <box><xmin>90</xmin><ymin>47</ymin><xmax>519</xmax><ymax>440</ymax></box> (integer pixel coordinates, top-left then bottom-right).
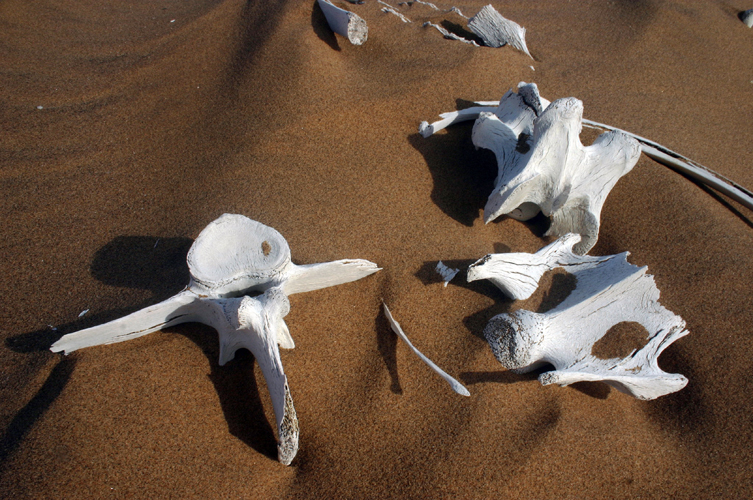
<box><xmin>2</xmin><ymin>0</ymin><xmax>753</xmax><ymax>497</ymax></box>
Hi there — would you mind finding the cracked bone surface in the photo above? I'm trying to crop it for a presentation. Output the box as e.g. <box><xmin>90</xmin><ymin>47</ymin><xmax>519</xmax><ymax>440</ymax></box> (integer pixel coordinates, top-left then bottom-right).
<box><xmin>471</xmin><ymin>82</ymin><xmax>641</xmax><ymax>254</ymax></box>
<box><xmin>318</xmin><ymin>0</ymin><xmax>368</xmax><ymax>45</ymax></box>
<box><xmin>51</xmin><ymin>213</ymin><xmax>380</xmax><ymax>465</ymax></box>
<box><xmin>468</xmin><ymin>4</ymin><xmax>532</xmax><ymax>57</ymax></box>
<box><xmin>477</xmin><ymin>234</ymin><xmax>689</xmax><ymax>400</ymax></box>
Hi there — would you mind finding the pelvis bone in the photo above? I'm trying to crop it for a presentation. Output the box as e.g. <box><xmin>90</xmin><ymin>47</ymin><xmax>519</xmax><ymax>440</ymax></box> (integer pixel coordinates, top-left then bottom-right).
<box><xmin>470</xmin><ymin>234</ymin><xmax>689</xmax><ymax>400</ymax></box>
<box><xmin>51</xmin><ymin>214</ymin><xmax>380</xmax><ymax>465</ymax></box>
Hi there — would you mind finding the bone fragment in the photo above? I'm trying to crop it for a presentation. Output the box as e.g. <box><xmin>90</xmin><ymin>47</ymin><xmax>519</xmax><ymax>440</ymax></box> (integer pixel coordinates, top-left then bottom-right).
<box><xmin>742</xmin><ymin>9</ymin><xmax>753</xmax><ymax>27</ymax></box>
<box><xmin>467</xmin><ymin>5</ymin><xmax>532</xmax><ymax>58</ymax></box>
<box><xmin>472</xmin><ymin>83</ymin><xmax>641</xmax><ymax>254</ymax></box>
<box><xmin>435</xmin><ymin>261</ymin><xmax>459</xmax><ymax>287</ymax></box>
<box><xmin>383</xmin><ymin>303</ymin><xmax>470</xmax><ymax>396</ymax></box>
<box><xmin>51</xmin><ymin>213</ymin><xmax>380</xmax><ymax>465</ymax></box>
<box><xmin>318</xmin><ymin>0</ymin><xmax>368</xmax><ymax>45</ymax></box>
<box><xmin>379</xmin><ymin>1</ymin><xmax>412</xmax><ymax>23</ymax></box>
<box><xmin>467</xmin><ymin>233</ymin><xmax>581</xmax><ymax>300</ymax></box>
<box><xmin>422</xmin><ymin>21</ymin><xmax>479</xmax><ymax>45</ymax></box>
<box><xmin>479</xmin><ymin>234</ymin><xmax>688</xmax><ymax>400</ymax></box>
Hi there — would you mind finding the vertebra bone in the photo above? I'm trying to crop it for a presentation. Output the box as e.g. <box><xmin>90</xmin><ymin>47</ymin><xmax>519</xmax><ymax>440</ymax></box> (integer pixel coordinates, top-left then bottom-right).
<box><xmin>51</xmin><ymin>214</ymin><xmax>380</xmax><ymax>465</ymax></box>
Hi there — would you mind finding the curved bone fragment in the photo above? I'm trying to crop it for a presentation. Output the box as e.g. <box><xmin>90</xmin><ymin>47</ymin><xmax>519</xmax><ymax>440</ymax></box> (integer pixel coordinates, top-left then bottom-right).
<box><xmin>473</xmin><ymin>85</ymin><xmax>641</xmax><ymax>254</ymax></box>
<box><xmin>479</xmin><ymin>234</ymin><xmax>689</xmax><ymax>400</ymax></box>
<box><xmin>468</xmin><ymin>4</ymin><xmax>532</xmax><ymax>58</ymax></box>
<box><xmin>742</xmin><ymin>9</ymin><xmax>753</xmax><ymax>27</ymax></box>
<box><xmin>383</xmin><ymin>303</ymin><xmax>470</xmax><ymax>396</ymax></box>
<box><xmin>318</xmin><ymin>0</ymin><xmax>368</xmax><ymax>45</ymax></box>
<box><xmin>51</xmin><ymin>213</ymin><xmax>380</xmax><ymax>464</ymax></box>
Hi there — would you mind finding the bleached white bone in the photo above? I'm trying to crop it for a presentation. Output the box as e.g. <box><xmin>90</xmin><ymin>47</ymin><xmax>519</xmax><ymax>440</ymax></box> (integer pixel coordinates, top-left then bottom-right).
<box><xmin>742</xmin><ymin>9</ymin><xmax>753</xmax><ymax>27</ymax></box>
<box><xmin>51</xmin><ymin>213</ymin><xmax>380</xmax><ymax>465</ymax></box>
<box><xmin>472</xmin><ymin>84</ymin><xmax>641</xmax><ymax>254</ymax></box>
<box><xmin>380</xmin><ymin>2</ymin><xmax>412</xmax><ymax>23</ymax></box>
<box><xmin>318</xmin><ymin>0</ymin><xmax>368</xmax><ymax>45</ymax></box>
<box><xmin>467</xmin><ymin>4</ymin><xmax>532</xmax><ymax>58</ymax></box>
<box><xmin>467</xmin><ymin>233</ymin><xmax>581</xmax><ymax>300</ymax></box>
<box><xmin>478</xmin><ymin>234</ymin><xmax>688</xmax><ymax>400</ymax></box>
<box><xmin>422</xmin><ymin>21</ymin><xmax>479</xmax><ymax>45</ymax></box>
<box><xmin>383</xmin><ymin>303</ymin><xmax>470</xmax><ymax>396</ymax></box>
<box><xmin>419</xmin><ymin>87</ymin><xmax>753</xmax><ymax>213</ymax></box>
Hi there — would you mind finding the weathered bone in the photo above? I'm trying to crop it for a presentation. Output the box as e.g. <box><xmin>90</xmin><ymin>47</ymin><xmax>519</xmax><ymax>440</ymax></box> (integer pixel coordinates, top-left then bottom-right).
<box><xmin>478</xmin><ymin>234</ymin><xmax>688</xmax><ymax>400</ymax></box>
<box><xmin>467</xmin><ymin>4</ymin><xmax>532</xmax><ymax>58</ymax></box>
<box><xmin>472</xmin><ymin>84</ymin><xmax>641</xmax><ymax>254</ymax></box>
<box><xmin>51</xmin><ymin>213</ymin><xmax>380</xmax><ymax>465</ymax></box>
<box><xmin>383</xmin><ymin>303</ymin><xmax>470</xmax><ymax>396</ymax></box>
<box><xmin>318</xmin><ymin>0</ymin><xmax>368</xmax><ymax>45</ymax></box>
<box><xmin>467</xmin><ymin>233</ymin><xmax>581</xmax><ymax>300</ymax></box>
<box><xmin>420</xmin><ymin>86</ymin><xmax>753</xmax><ymax>213</ymax></box>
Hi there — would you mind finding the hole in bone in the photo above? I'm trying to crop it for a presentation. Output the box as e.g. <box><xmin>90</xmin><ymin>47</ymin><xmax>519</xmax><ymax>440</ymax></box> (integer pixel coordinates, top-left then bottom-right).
<box><xmin>518</xmin><ymin>269</ymin><xmax>577</xmax><ymax>314</ymax></box>
<box><xmin>515</xmin><ymin>132</ymin><xmax>531</xmax><ymax>154</ymax></box>
<box><xmin>261</xmin><ymin>241</ymin><xmax>271</xmax><ymax>256</ymax></box>
<box><xmin>591</xmin><ymin>321</ymin><xmax>650</xmax><ymax>360</ymax></box>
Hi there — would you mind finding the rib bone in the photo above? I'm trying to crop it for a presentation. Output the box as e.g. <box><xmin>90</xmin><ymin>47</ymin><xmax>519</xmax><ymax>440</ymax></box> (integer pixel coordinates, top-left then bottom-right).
<box><xmin>51</xmin><ymin>213</ymin><xmax>380</xmax><ymax>465</ymax></box>
<box><xmin>477</xmin><ymin>234</ymin><xmax>689</xmax><ymax>400</ymax></box>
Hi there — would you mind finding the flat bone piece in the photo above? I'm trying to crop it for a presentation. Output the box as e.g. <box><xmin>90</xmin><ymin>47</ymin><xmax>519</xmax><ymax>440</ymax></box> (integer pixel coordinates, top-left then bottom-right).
<box><xmin>318</xmin><ymin>0</ymin><xmax>368</xmax><ymax>45</ymax></box>
<box><xmin>742</xmin><ymin>9</ymin><xmax>753</xmax><ymax>27</ymax></box>
<box><xmin>383</xmin><ymin>303</ymin><xmax>470</xmax><ymax>396</ymax></box>
<box><xmin>468</xmin><ymin>4</ymin><xmax>532</xmax><ymax>58</ymax></box>
<box><xmin>479</xmin><ymin>234</ymin><xmax>689</xmax><ymax>400</ymax></box>
<box><xmin>472</xmin><ymin>83</ymin><xmax>641</xmax><ymax>254</ymax></box>
<box><xmin>51</xmin><ymin>213</ymin><xmax>380</xmax><ymax>465</ymax></box>
<box><xmin>435</xmin><ymin>261</ymin><xmax>460</xmax><ymax>287</ymax></box>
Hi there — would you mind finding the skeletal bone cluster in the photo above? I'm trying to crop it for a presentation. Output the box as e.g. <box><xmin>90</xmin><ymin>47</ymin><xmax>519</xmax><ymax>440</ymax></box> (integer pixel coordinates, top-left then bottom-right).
<box><xmin>52</xmin><ymin>214</ymin><xmax>380</xmax><ymax>465</ymax></box>
<box><xmin>469</xmin><ymin>234</ymin><xmax>689</xmax><ymax>400</ymax></box>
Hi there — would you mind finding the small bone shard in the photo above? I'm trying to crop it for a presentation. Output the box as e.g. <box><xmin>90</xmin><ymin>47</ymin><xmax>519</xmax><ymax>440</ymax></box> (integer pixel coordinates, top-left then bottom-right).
<box><xmin>423</xmin><ymin>21</ymin><xmax>479</xmax><ymax>45</ymax></box>
<box><xmin>383</xmin><ymin>303</ymin><xmax>470</xmax><ymax>396</ymax></box>
<box><xmin>478</xmin><ymin>234</ymin><xmax>689</xmax><ymax>400</ymax></box>
<box><xmin>435</xmin><ymin>261</ymin><xmax>459</xmax><ymax>287</ymax></box>
<box><xmin>51</xmin><ymin>214</ymin><xmax>380</xmax><ymax>465</ymax></box>
<box><xmin>741</xmin><ymin>9</ymin><xmax>753</xmax><ymax>27</ymax></box>
<box><xmin>318</xmin><ymin>0</ymin><xmax>368</xmax><ymax>45</ymax></box>
<box><xmin>468</xmin><ymin>4</ymin><xmax>532</xmax><ymax>57</ymax></box>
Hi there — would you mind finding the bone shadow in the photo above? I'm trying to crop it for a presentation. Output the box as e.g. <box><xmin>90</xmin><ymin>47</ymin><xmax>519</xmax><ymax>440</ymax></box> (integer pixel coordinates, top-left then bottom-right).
<box><xmin>0</xmin><ymin>358</ymin><xmax>76</xmax><ymax>467</ymax></box>
<box><xmin>408</xmin><ymin>120</ymin><xmax>552</xmax><ymax>238</ymax></box>
<box><xmin>311</xmin><ymin>0</ymin><xmax>341</xmax><ymax>51</ymax></box>
<box><xmin>375</xmin><ymin>305</ymin><xmax>402</xmax><ymax>395</ymax></box>
<box><xmin>408</xmin><ymin>126</ymin><xmax>498</xmax><ymax>227</ymax></box>
<box><xmin>7</xmin><ymin>235</ymin><xmax>280</xmax><ymax>462</ymax></box>
<box><xmin>6</xmin><ymin>236</ymin><xmax>193</xmax><ymax>353</ymax></box>
<box><xmin>173</xmin><ymin>324</ymin><xmax>279</xmax><ymax>460</ymax></box>
<box><xmin>644</xmin><ymin>342</ymin><xmax>709</xmax><ymax>435</ymax></box>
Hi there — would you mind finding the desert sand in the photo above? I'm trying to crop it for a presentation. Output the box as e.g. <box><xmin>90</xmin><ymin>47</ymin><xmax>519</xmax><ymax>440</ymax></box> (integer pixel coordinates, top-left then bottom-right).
<box><xmin>2</xmin><ymin>0</ymin><xmax>753</xmax><ymax>497</ymax></box>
